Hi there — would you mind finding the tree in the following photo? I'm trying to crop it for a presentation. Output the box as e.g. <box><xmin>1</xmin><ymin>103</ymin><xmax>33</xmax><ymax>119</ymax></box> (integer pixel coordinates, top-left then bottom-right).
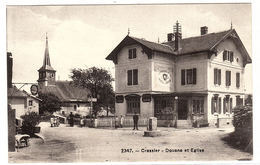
<box><xmin>21</xmin><ymin>112</ymin><xmax>41</xmax><ymax>136</ymax></box>
<box><xmin>38</xmin><ymin>92</ymin><xmax>61</xmax><ymax>114</ymax></box>
<box><xmin>70</xmin><ymin>67</ymin><xmax>115</xmax><ymax>117</ymax></box>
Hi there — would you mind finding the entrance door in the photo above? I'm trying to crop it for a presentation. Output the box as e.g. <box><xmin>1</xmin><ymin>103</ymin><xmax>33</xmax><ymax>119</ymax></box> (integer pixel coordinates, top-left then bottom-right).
<box><xmin>178</xmin><ymin>99</ymin><xmax>188</xmax><ymax>119</ymax></box>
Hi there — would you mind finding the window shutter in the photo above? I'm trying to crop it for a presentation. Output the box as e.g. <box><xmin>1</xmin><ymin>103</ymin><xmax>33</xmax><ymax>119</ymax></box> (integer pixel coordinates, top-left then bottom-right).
<box><xmin>236</xmin><ymin>73</ymin><xmax>240</xmax><ymax>88</ymax></box>
<box><xmin>223</xmin><ymin>98</ymin><xmax>226</xmax><ymax>114</ymax></box>
<box><xmin>230</xmin><ymin>98</ymin><xmax>233</xmax><ymax>113</ymax></box>
<box><xmin>192</xmin><ymin>68</ymin><xmax>197</xmax><ymax>84</ymax></box>
<box><xmin>223</xmin><ymin>51</ymin><xmax>227</xmax><ymax>61</ymax></box>
<box><xmin>214</xmin><ymin>68</ymin><xmax>217</xmax><ymax>84</ymax></box>
<box><xmin>181</xmin><ymin>69</ymin><xmax>185</xmax><ymax>85</ymax></box>
<box><xmin>230</xmin><ymin>51</ymin><xmax>234</xmax><ymax>62</ymax></box>
<box><xmin>211</xmin><ymin>98</ymin><xmax>214</xmax><ymax>114</ymax></box>
<box><xmin>127</xmin><ymin>70</ymin><xmax>132</xmax><ymax>85</ymax></box>
<box><xmin>229</xmin><ymin>71</ymin><xmax>231</xmax><ymax>86</ymax></box>
<box><xmin>226</xmin><ymin>71</ymin><xmax>228</xmax><ymax>86</ymax></box>
<box><xmin>128</xmin><ymin>49</ymin><xmax>132</xmax><ymax>59</ymax></box>
<box><xmin>133</xmin><ymin>49</ymin><xmax>136</xmax><ymax>58</ymax></box>
<box><xmin>218</xmin><ymin>69</ymin><xmax>221</xmax><ymax>85</ymax></box>
<box><xmin>133</xmin><ymin>69</ymin><xmax>138</xmax><ymax>85</ymax></box>
<box><xmin>218</xmin><ymin>98</ymin><xmax>222</xmax><ymax>114</ymax></box>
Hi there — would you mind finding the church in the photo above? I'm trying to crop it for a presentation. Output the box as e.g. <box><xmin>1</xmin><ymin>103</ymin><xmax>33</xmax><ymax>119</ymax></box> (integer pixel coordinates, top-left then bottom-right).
<box><xmin>106</xmin><ymin>21</ymin><xmax>251</xmax><ymax>128</ymax></box>
<box><xmin>37</xmin><ymin>35</ymin><xmax>92</xmax><ymax>116</ymax></box>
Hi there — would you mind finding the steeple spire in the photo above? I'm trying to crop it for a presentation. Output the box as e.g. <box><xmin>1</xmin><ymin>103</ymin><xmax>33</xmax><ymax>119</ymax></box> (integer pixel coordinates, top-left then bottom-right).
<box><xmin>43</xmin><ymin>32</ymin><xmax>51</xmax><ymax>67</ymax></box>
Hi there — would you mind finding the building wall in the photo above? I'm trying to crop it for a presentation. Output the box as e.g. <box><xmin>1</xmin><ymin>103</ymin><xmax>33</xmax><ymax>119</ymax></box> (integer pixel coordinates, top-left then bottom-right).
<box><xmin>115</xmin><ymin>44</ymin><xmax>152</xmax><ymax>94</ymax></box>
<box><xmin>8</xmin><ymin>97</ymin><xmax>26</xmax><ymax>118</ymax></box>
<box><xmin>26</xmin><ymin>97</ymin><xmax>39</xmax><ymax>114</ymax></box>
<box><xmin>60</xmin><ymin>103</ymin><xmax>91</xmax><ymax>116</ymax></box>
<box><xmin>208</xmin><ymin>39</ymin><xmax>245</xmax><ymax>93</ymax></box>
<box><xmin>175</xmin><ymin>53</ymin><xmax>208</xmax><ymax>92</ymax></box>
<box><xmin>151</xmin><ymin>52</ymin><xmax>175</xmax><ymax>92</ymax></box>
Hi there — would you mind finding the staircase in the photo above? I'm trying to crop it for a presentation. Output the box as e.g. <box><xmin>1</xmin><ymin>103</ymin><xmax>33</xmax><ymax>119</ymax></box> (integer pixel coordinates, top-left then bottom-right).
<box><xmin>176</xmin><ymin>120</ymin><xmax>193</xmax><ymax>129</ymax></box>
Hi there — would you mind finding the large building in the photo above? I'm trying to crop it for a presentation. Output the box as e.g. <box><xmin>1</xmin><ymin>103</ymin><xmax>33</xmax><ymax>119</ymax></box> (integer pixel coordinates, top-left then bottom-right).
<box><xmin>106</xmin><ymin>22</ymin><xmax>251</xmax><ymax>128</ymax></box>
<box><xmin>38</xmin><ymin>35</ymin><xmax>92</xmax><ymax>116</ymax></box>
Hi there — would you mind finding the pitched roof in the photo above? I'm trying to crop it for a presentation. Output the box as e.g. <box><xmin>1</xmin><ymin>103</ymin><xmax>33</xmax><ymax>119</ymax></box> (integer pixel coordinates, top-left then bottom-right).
<box><xmin>106</xmin><ymin>35</ymin><xmax>175</xmax><ymax>60</ymax></box>
<box><xmin>8</xmin><ymin>86</ymin><xmax>27</xmax><ymax>97</ymax></box>
<box><xmin>106</xmin><ymin>29</ymin><xmax>251</xmax><ymax>64</ymax></box>
<box><xmin>40</xmin><ymin>81</ymin><xmax>90</xmax><ymax>102</ymax></box>
<box><xmin>163</xmin><ymin>29</ymin><xmax>233</xmax><ymax>54</ymax></box>
<box><xmin>8</xmin><ymin>86</ymin><xmax>41</xmax><ymax>101</ymax></box>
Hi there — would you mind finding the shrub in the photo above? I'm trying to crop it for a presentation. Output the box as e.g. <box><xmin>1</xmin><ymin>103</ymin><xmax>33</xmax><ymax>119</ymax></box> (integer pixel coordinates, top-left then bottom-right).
<box><xmin>232</xmin><ymin>105</ymin><xmax>253</xmax><ymax>153</ymax></box>
<box><xmin>21</xmin><ymin>112</ymin><xmax>41</xmax><ymax>136</ymax></box>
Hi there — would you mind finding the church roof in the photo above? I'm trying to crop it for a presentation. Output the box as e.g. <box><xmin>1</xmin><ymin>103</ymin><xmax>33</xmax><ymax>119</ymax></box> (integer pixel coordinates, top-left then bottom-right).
<box><xmin>40</xmin><ymin>81</ymin><xmax>91</xmax><ymax>102</ymax></box>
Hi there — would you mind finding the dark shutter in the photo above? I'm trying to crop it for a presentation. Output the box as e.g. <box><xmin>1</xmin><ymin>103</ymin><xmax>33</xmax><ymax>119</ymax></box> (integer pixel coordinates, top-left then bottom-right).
<box><xmin>218</xmin><ymin>98</ymin><xmax>222</xmax><ymax>114</ymax></box>
<box><xmin>214</xmin><ymin>68</ymin><xmax>217</xmax><ymax>84</ymax></box>
<box><xmin>223</xmin><ymin>50</ymin><xmax>227</xmax><ymax>61</ymax></box>
<box><xmin>133</xmin><ymin>48</ymin><xmax>136</xmax><ymax>58</ymax></box>
<box><xmin>223</xmin><ymin>98</ymin><xmax>226</xmax><ymax>114</ymax></box>
<box><xmin>133</xmin><ymin>69</ymin><xmax>138</xmax><ymax>85</ymax></box>
<box><xmin>228</xmin><ymin>71</ymin><xmax>231</xmax><ymax>86</ymax></box>
<box><xmin>230</xmin><ymin>51</ymin><xmax>234</xmax><ymax>62</ymax></box>
<box><xmin>181</xmin><ymin>69</ymin><xmax>185</xmax><ymax>85</ymax></box>
<box><xmin>218</xmin><ymin>69</ymin><xmax>221</xmax><ymax>85</ymax></box>
<box><xmin>230</xmin><ymin>98</ymin><xmax>233</xmax><ymax>113</ymax></box>
<box><xmin>127</xmin><ymin>70</ymin><xmax>132</xmax><ymax>85</ymax></box>
<box><xmin>226</xmin><ymin>71</ymin><xmax>228</xmax><ymax>86</ymax></box>
<box><xmin>236</xmin><ymin>72</ymin><xmax>240</xmax><ymax>88</ymax></box>
<box><xmin>192</xmin><ymin>68</ymin><xmax>197</xmax><ymax>84</ymax></box>
<box><xmin>128</xmin><ymin>49</ymin><xmax>132</xmax><ymax>59</ymax></box>
<box><xmin>211</xmin><ymin>98</ymin><xmax>214</xmax><ymax>114</ymax></box>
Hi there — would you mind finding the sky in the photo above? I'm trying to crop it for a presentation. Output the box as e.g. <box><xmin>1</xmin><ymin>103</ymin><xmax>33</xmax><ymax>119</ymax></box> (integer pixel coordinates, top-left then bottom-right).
<box><xmin>6</xmin><ymin>4</ymin><xmax>252</xmax><ymax>93</ymax></box>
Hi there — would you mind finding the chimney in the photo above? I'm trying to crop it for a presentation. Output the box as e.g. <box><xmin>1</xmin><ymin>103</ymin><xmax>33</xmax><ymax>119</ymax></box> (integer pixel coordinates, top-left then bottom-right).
<box><xmin>167</xmin><ymin>33</ymin><xmax>174</xmax><ymax>42</ymax></box>
<box><xmin>174</xmin><ymin>21</ymin><xmax>182</xmax><ymax>51</ymax></box>
<box><xmin>201</xmin><ymin>26</ymin><xmax>208</xmax><ymax>35</ymax></box>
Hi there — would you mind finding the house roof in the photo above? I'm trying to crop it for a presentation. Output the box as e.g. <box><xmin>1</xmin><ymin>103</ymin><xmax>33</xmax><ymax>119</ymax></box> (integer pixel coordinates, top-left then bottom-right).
<box><xmin>8</xmin><ymin>86</ymin><xmax>41</xmax><ymax>101</ymax></box>
<box><xmin>106</xmin><ymin>29</ymin><xmax>251</xmax><ymax>64</ymax></box>
<box><xmin>40</xmin><ymin>81</ymin><xmax>90</xmax><ymax>102</ymax></box>
<box><xmin>8</xmin><ymin>86</ymin><xmax>27</xmax><ymax>98</ymax></box>
<box><xmin>106</xmin><ymin>35</ymin><xmax>175</xmax><ymax>61</ymax></box>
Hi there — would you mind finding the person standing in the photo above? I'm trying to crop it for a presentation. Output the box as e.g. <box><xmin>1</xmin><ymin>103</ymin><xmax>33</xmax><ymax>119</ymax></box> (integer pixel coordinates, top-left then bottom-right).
<box><xmin>133</xmin><ymin>112</ymin><xmax>139</xmax><ymax>130</ymax></box>
<box><xmin>120</xmin><ymin>115</ymin><xmax>124</xmax><ymax>128</ymax></box>
<box><xmin>69</xmin><ymin>112</ymin><xmax>74</xmax><ymax>127</ymax></box>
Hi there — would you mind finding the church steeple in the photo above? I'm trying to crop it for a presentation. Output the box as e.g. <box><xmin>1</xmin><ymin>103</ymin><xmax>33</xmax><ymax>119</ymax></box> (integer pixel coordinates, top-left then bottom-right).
<box><xmin>38</xmin><ymin>34</ymin><xmax>56</xmax><ymax>88</ymax></box>
<box><xmin>43</xmin><ymin>33</ymin><xmax>51</xmax><ymax>67</ymax></box>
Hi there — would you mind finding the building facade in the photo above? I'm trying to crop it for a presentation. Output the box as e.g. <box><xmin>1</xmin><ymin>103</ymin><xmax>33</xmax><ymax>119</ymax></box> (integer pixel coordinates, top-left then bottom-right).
<box><xmin>106</xmin><ymin>22</ymin><xmax>251</xmax><ymax>128</ymax></box>
<box><xmin>8</xmin><ymin>86</ymin><xmax>40</xmax><ymax>119</ymax></box>
<box><xmin>38</xmin><ymin>35</ymin><xmax>92</xmax><ymax>116</ymax></box>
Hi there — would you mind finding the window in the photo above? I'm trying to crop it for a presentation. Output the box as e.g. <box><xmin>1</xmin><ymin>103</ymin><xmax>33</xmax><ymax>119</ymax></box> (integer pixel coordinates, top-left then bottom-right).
<box><xmin>211</xmin><ymin>97</ymin><xmax>221</xmax><ymax>114</ymax></box>
<box><xmin>236</xmin><ymin>72</ymin><xmax>240</xmax><ymax>88</ymax></box>
<box><xmin>127</xmin><ymin>69</ymin><xmax>138</xmax><ymax>85</ymax></box>
<box><xmin>74</xmin><ymin>105</ymin><xmax>77</xmax><ymax>111</ymax></box>
<box><xmin>226</xmin><ymin>71</ymin><xmax>231</xmax><ymax>86</ymax></box>
<box><xmin>181</xmin><ymin>68</ymin><xmax>196</xmax><ymax>85</ymax></box>
<box><xmin>154</xmin><ymin>97</ymin><xmax>174</xmax><ymax>120</ymax></box>
<box><xmin>223</xmin><ymin>96</ymin><xmax>232</xmax><ymax>114</ymax></box>
<box><xmin>29</xmin><ymin>100</ymin><xmax>33</xmax><ymax>106</ymax></box>
<box><xmin>192</xmin><ymin>99</ymin><xmax>204</xmax><ymax>114</ymax></box>
<box><xmin>236</xmin><ymin>96</ymin><xmax>243</xmax><ymax>106</ymax></box>
<box><xmin>214</xmin><ymin>68</ymin><xmax>221</xmax><ymax>85</ymax></box>
<box><xmin>223</xmin><ymin>50</ymin><xmax>234</xmax><ymax>62</ymax></box>
<box><xmin>126</xmin><ymin>97</ymin><xmax>140</xmax><ymax>114</ymax></box>
<box><xmin>128</xmin><ymin>48</ymin><xmax>137</xmax><ymax>59</ymax></box>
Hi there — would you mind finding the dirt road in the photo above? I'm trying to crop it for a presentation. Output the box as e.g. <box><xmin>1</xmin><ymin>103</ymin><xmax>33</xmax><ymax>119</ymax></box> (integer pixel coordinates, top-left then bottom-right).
<box><xmin>9</xmin><ymin>122</ymin><xmax>252</xmax><ymax>163</ymax></box>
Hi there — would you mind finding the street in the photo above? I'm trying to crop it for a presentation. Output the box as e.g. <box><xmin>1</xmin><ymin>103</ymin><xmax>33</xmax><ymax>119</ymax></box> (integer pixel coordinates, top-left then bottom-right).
<box><xmin>9</xmin><ymin>122</ymin><xmax>252</xmax><ymax>163</ymax></box>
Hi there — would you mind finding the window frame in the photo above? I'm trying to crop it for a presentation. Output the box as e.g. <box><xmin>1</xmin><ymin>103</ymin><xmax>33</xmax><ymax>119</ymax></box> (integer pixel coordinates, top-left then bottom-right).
<box><xmin>127</xmin><ymin>69</ymin><xmax>138</xmax><ymax>86</ymax></box>
<box><xmin>181</xmin><ymin>68</ymin><xmax>197</xmax><ymax>85</ymax></box>
<box><xmin>128</xmin><ymin>48</ymin><xmax>137</xmax><ymax>59</ymax></box>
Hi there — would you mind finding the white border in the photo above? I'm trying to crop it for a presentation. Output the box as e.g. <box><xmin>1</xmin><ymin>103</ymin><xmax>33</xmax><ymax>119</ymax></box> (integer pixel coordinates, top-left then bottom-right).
<box><xmin>1</xmin><ymin>0</ymin><xmax>259</xmax><ymax>165</ymax></box>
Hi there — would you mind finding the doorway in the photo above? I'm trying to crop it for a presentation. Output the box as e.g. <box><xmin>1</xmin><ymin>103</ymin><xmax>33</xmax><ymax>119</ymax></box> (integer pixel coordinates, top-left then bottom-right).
<box><xmin>178</xmin><ymin>99</ymin><xmax>188</xmax><ymax>119</ymax></box>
